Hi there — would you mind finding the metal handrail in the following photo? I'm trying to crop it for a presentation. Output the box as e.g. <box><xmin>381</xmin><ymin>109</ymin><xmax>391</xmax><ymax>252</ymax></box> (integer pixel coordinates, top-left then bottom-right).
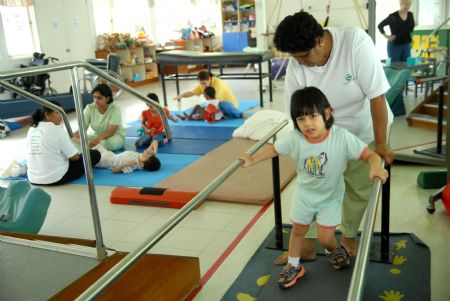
<box><xmin>0</xmin><ymin>61</ymin><xmax>173</xmax><ymax>261</ymax></box>
<box><xmin>346</xmin><ymin>160</ymin><xmax>385</xmax><ymax>301</ymax></box>
<box><xmin>418</xmin><ymin>16</ymin><xmax>450</xmax><ymax>57</ymax></box>
<box><xmin>0</xmin><ymin>79</ymin><xmax>73</xmax><ymax>136</ymax></box>
<box><xmin>0</xmin><ymin>62</ymin><xmax>172</xmax><ymax>139</ymax></box>
<box><xmin>75</xmin><ymin>120</ymin><xmax>289</xmax><ymax>300</ymax></box>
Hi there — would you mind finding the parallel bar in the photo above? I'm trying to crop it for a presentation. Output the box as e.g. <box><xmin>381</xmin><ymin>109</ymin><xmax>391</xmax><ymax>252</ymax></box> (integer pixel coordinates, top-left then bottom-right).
<box><xmin>0</xmin><ymin>79</ymin><xmax>73</xmax><ymax>136</ymax></box>
<box><xmin>70</xmin><ymin>67</ymin><xmax>107</xmax><ymax>261</ymax></box>
<box><xmin>75</xmin><ymin>120</ymin><xmax>289</xmax><ymax>301</ymax></box>
<box><xmin>347</xmin><ymin>166</ymin><xmax>384</xmax><ymax>301</ymax></box>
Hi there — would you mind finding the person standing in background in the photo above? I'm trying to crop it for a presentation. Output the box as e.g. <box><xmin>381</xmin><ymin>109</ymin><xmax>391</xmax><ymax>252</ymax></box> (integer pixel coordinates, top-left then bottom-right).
<box><xmin>378</xmin><ymin>0</ymin><xmax>415</xmax><ymax>62</ymax></box>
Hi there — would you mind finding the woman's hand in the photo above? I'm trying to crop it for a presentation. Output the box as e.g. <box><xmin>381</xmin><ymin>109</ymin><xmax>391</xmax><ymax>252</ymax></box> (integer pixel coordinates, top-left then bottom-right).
<box><xmin>88</xmin><ymin>138</ymin><xmax>101</xmax><ymax>148</ymax></box>
<box><xmin>385</xmin><ymin>34</ymin><xmax>396</xmax><ymax>42</ymax></box>
<box><xmin>375</xmin><ymin>143</ymin><xmax>395</xmax><ymax>166</ymax></box>
<box><xmin>173</xmin><ymin>95</ymin><xmax>181</xmax><ymax>101</ymax></box>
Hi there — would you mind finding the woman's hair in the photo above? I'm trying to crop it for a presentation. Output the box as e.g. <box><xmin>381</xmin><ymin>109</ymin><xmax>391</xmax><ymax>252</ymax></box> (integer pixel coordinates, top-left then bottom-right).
<box><xmin>290</xmin><ymin>87</ymin><xmax>334</xmax><ymax>132</ymax></box>
<box><xmin>197</xmin><ymin>70</ymin><xmax>213</xmax><ymax>81</ymax></box>
<box><xmin>143</xmin><ymin>155</ymin><xmax>161</xmax><ymax>172</ymax></box>
<box><xmin>30</xmin><ymin>101</ymin><xmax>62</xmax><ymax>127</ymax></box>
<box><xmin>146</xmin><ymin>93</ymin><xmax>160</xmax><ymax>104</ymax></box>
<box><xmin>273</xmin><ymin>12</ymin><xmax>324</xmax><ymax>53</ymax></box>
<box><xmin>92</xmin><ymin>83</ymin><xmax>113</xmax><ymax>104</ymax></box>
<box><xmin>203</xmin><ymin>87</ymin><xmax>216</xmax><ymax>99</ymax></box>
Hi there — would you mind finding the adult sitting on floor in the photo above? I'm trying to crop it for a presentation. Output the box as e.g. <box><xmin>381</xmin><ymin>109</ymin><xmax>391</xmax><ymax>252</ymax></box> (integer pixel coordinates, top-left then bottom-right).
<box><xmin>173</xmin><ymin>70</ymin><xmax>248</xmax><ymax>119</ymax></box>
<box><xmin>73</xmin><ymin>83</ymin><xmax>125</xmax><ymax>151</ymax></box>
<box><xmin>26</xmin><ymin>102</ymin><xmax>101</xmax><ymax>185</ymax></box>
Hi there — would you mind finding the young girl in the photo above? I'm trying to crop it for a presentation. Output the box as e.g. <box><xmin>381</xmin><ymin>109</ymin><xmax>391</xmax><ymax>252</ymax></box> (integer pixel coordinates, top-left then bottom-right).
<box><xmin>240</xmin><ymin>87</ymin><xmax>388</xmax><ymax>289</ymax></box>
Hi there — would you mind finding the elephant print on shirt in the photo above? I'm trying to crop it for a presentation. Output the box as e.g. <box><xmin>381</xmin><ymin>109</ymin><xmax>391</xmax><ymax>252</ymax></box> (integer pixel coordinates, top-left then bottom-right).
<box><xmin>304</xmin><ymin>152</ymin><xmax>328</xmax><ymax>177</ymax></box>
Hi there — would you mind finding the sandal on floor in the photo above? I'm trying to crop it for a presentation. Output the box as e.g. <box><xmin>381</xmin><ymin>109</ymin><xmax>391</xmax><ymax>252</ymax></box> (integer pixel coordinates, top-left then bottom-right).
<box><xmin>278</xmin><ymin>264</ymin><xmax>305</xmax><ymax>289</ymax></box>
<box><xmin>326</xmin><ymin>246</ymin><xmax>351</xmax><ymax>270</ymax></box>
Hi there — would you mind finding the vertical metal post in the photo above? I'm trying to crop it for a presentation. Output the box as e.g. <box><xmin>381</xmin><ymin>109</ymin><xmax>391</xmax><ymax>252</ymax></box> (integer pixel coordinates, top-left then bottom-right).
<box><xmin>272</xmin><ymin>155</ymin><xmax>283</xmax><ymax>249</ymax></box>
<box><xmin>70</xmin><ymin>67</ymin><xmax>107</xmax><ymax>261</ymax></box>
<box><xmin>380</xmin><ymin>165</ymin><xmax>391</xmax><ymax>261</ymax></box>
<box><xmin>159</xmin><ymin>64</ymin><xmax>168</xmax><ymax>107</ymax></box>
<box><xmin>268</xmin><ymin>60</ymin><xmax>273</xmax><ymax>102</ymax></box>
<box><xmin>258</xmin><ymin>62</ymin><xmax>263</xmax><ymax>107</ymax></box>
<box><xmin>175</xmin><ymin>66</ymin><xmax>180</xmax><ymax>96</ymax></box>
<box><xmin>368</xmin><ymin>0</ymin><xmax>376</xmax><ymax>42</ymax></box>
<box><xmin>436</xmin><ymin>85</ymin><xmax>444</xmax><ymax>154</ymax></box>
<box><xmin>447</xmin><ymin>63</ymin><xmax>450</xmax><ymax>181</ymax></box>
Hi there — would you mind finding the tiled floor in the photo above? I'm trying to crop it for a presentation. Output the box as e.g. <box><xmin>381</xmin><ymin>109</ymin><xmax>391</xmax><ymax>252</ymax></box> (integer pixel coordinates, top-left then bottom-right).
<box><xmin>1</xmin><ymin>71</ymin><xmax>450</xmax><ymax>301</ymax></box>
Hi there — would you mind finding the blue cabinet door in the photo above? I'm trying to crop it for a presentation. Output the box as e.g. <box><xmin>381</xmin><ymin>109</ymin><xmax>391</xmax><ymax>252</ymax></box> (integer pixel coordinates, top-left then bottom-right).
<box><xmin>223</xmin><ymin>32</ymin><xmax>248</xmax><ymax>52</ymax></box>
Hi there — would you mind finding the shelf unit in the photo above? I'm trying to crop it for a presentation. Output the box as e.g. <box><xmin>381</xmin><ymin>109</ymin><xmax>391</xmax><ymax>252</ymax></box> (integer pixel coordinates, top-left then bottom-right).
<box><xmin>221</xmin><ymin>0</ymin><xmax>256</xmax><ymax>51</ymax></box>
<box><xmin>96</xmin><ymin>45</ymin><xmax>159</xmax><ymax>87</ymax></box>
<box><xmin>117</xmin><ymin>45</ymin><xmax>159</xmax><ymax>87</ymax></box>
<box><xmin>163</xmin><ymin>37</ymin><xmax>218</xmax><ymax>74</ymax></box>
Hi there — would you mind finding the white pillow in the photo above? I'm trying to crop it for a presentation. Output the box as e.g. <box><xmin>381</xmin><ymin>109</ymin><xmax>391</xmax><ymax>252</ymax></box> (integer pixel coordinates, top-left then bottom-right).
<box><xmin>233</xmin><ymin>110</ymin><xmax>293</xmax><ymax>143</ymax></box>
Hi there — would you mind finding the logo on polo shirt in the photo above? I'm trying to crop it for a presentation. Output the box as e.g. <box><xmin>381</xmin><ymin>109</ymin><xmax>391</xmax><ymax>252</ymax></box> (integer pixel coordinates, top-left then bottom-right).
<box><xmin>343</xmin><ymin>72</ymin><xmax>355</xmax><ymax>85</ymax></box>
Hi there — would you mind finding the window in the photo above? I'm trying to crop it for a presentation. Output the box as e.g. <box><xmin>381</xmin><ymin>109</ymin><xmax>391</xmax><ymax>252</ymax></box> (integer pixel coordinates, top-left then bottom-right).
<box><xmin>0</xmin><ymin>5</ymin><xmax>40</xmax><ymax>57</ymax></box>
<box><xmin>154</xmin><ymin>0</ymin><xmax>221</xmax><ymax>43</ymax></box>
<box><xmin>92</xmin><ymin>0</ymin><xmax>152</xmax><ymax>37</ymax></box>
<box><xmin>417</xmin><ymin>0</ymin><xmax>444</xmax><ymax>26</ymax></box>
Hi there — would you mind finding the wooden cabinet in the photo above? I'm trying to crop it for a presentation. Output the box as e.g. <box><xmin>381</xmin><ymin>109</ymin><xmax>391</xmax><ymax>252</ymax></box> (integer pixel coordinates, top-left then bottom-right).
<box><xmin>221</xmin><ymin>0</ymin><xmax>256</xmax><ymax>51</ymax></box>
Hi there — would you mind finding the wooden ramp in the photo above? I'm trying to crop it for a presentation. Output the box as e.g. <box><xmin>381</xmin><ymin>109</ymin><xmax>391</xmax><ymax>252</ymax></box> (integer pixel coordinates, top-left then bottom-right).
<box><xmin>406</xmin><ymin>80</ymin><xmax>448</xmax><ymax>131</ymax></box>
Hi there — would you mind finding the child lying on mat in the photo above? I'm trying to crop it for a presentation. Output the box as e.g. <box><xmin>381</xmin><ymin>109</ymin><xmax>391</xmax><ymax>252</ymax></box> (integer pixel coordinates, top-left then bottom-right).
<box><xmin>239</xmin><ymin>87</ymin><xmax>388</xmax><ymax>289</ymax></box>
<box><xmin>94</xmin><ymin>140</ymin><xmax>160</xmax><ymax>173</ymax></box>
<box><xmin>135</xmin><ymin>93</ymin><xmax>178</xmax><ymax>148</ymax></box>
<box><xmin>177</xmin><ymin>87</ymin><xmax>224</xmax><ymax>123</ymax></box>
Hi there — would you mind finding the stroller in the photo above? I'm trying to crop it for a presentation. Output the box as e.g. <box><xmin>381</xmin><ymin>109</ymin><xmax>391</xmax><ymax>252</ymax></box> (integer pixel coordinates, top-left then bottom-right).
<box><xmin>13</xmin><ymin>52</ymin><xmax>59</xmax><ymax>98</ymax></box>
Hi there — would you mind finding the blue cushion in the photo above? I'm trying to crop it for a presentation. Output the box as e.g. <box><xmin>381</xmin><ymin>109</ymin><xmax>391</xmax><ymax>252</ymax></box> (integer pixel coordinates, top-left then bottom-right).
<box><xmin>0</xmin><ymin>181</ymin><xmax>51</xmax><ymax>234</ymax></box>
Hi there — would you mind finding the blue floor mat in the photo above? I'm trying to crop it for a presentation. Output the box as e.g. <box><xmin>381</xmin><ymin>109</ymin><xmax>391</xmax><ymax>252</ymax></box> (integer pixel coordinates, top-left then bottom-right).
<box><xmin>126</xmin><ymin>99</ymin><xmax>258</xmax><ymax>132</ymax></box>
<box><xmin>126</xmin><ymin>125</ymin><xmax>235</xmax><ymax>140</ymax></box>
<box><xmin>70</xmin><ymin>153</ymin><xmax>200</xmax><ymax>187</ymax></box>
<box><xmin>147</xmin><ymin>138</ymin><xmax>226</xmax><ymax>155</ymax></box>
<box><xmin>3</xmin><ymin>154</ymin><xmax>201</xmax><ymax>188</ymax></box>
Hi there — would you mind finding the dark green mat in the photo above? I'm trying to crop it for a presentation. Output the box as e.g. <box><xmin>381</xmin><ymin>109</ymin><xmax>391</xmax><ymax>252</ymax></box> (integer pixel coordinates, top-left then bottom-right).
<box><xmin>221</xmin><ymin>227</ymin><xmax>430</xmax><ymax>301</ymax></box>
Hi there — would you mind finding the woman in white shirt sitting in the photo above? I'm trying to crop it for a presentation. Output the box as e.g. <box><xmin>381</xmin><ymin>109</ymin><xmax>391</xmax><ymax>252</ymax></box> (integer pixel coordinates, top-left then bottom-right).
<box><xmin>26</xmin><ymin>102</ymin><xmax>101</xmax><ymax>185</ymax></box>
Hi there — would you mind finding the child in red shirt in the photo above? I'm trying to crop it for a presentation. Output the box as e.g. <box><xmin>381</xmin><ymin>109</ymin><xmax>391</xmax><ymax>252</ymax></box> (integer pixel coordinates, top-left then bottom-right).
<box><xmin>135</xmin><ymin>93</ymin><xmax>178</xmax><ymax>148</ymax></box>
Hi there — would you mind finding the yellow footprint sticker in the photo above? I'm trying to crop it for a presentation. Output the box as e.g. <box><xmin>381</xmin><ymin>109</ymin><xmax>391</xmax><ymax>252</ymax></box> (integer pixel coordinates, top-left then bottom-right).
<box><xmin>393</xmin><ymin>255</ymin><xmax>407</xmax><ymax>266</ymax></box>
<box><xmin>379</xmin><ymin>290</ymin><xmax>405</xmax><ymax>301</ymax></box>
<box><xmin>389</xmin><ymin>268</ymin><xmax>401</xmax><ymax>275</ymax></box>
<box><xmin>394</xmin><ymin>240</ymin><xmax>407</xmax><ymax>251</ymax></box>
<box><xmin>236</xmin><ymin>292</ymin><xmax>256</xmax><ymax>301</ymax></box>
<box><xmin>256</xmin><ymin>274</ymin><xmax>271</xmax><ymax>286</ymax></box>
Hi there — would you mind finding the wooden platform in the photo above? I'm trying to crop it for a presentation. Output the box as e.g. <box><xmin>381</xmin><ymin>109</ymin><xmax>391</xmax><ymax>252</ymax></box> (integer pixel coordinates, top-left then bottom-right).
<box><xmin>1</xmin><ymin>232</ymin><xmax>201</xmax><ymax>301</ymax></box>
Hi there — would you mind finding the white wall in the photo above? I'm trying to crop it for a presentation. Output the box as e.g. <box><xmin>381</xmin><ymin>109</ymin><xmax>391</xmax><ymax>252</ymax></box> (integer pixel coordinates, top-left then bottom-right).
<box><xmin>0</xmin><ymin>0</ymin><xmax>97</xmax><ymax>95</ymax></box>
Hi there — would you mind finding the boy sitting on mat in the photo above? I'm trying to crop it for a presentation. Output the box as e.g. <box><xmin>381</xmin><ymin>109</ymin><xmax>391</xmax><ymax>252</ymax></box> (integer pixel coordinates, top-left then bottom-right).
<box><xmin>240</xmin><ymin>87</ymin><xmax>388</xmax><ymax>289</ymax></box>
<box><xmin>177</xmin><ymin>87</ymin><xmax>224</xmax><ymax>123</ymax></box>
<box><xmin>135</xmin><ymin>93</ymin><xmax>178</xmax><ymax>148</ymax></box>
<box><xmin>94</xmin><ymin>140</ymin><xmax>161</xmax><ymax>173</ymax></box>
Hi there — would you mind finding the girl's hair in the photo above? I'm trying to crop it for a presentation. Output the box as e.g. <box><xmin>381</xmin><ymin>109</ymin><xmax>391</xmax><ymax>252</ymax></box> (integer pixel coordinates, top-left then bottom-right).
<box><xmin>30</xmin><ymin>101</ymin><xmax>62</xmax><ymax>127</ymax></box>
<box><xmin>290</xmin><ymin>87</ymin><xmax>334</xmax><ymax>132</ymax></box>
<box><xmin>197</xmin><ymin>70</ymin><xmax>213</xmax><ymax>81</ymax></box>
<box><xmin>92</xmin><ymin>83</ymin><xmax>113</xmax><ymax>104</ymax></box>
<box><xmin>203</xmin><ymin>86</ymin><xmax>216</xmax><ymax>99</ymax></box>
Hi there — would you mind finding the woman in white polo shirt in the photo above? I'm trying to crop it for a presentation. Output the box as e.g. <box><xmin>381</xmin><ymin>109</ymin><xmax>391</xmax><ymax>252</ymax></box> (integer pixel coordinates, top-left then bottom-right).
<box><xmin>26</xmin><ymin>102</ymin><xmax>101</xmax><ymax>185</ymax></box>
